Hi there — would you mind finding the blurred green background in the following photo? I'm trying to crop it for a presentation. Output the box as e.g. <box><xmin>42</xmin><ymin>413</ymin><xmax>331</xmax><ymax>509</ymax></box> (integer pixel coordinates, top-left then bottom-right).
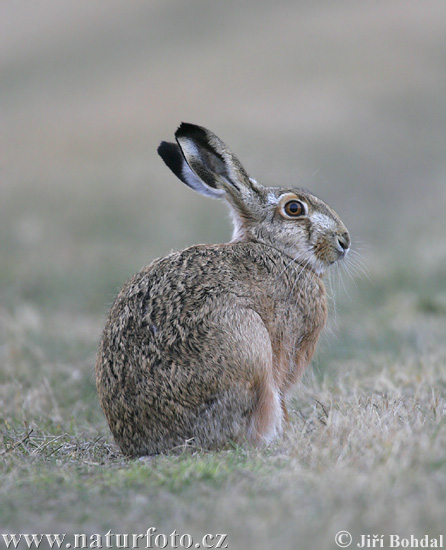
<box><xmin>1</xmin><ymin>0</ymin><xmax>446</xmax><ymax>544</ymax></box>
<box><xmin>2</xmin><ymin>1</ymin><xmax>445</xmax><ymax>317</ymax></box>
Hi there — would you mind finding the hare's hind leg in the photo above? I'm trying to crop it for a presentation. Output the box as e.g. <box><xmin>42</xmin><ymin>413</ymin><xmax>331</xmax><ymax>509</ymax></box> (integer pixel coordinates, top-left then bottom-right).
<box><xmin>189</xmin><ymin>385</ymin><xmax>255</xmax><ymax>450</ymax></box>
<box><xmin>209</xmin><ymin>307</ymin><xmax>284</xmax><ymax>447</ymax></box>
<box><xmin>189</xmin><ymin>382</ymin><xmax>283</xmax><ymax>450</ymax></box>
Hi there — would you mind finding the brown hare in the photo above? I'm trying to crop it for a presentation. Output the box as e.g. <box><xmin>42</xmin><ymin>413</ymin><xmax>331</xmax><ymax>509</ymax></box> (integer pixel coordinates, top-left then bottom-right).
<box><xmin>96</xmin><ymin>123</ymin><xmax>350</xmax><ymax>456</ymax></box>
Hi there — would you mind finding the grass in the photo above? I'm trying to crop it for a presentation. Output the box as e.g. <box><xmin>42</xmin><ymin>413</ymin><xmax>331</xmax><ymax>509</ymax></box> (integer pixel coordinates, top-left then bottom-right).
<box><xmin>2</xmin><ymin>257</ymin><xmax>446</xmax><ymax>549</ymax></box>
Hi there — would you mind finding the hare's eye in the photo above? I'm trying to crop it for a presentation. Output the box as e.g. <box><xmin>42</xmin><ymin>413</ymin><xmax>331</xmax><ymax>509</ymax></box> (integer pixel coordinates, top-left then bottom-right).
<box><xmin>284</xmin><ymin>200</ymin><xmax>304</xmax><ymax>217</ymax></box>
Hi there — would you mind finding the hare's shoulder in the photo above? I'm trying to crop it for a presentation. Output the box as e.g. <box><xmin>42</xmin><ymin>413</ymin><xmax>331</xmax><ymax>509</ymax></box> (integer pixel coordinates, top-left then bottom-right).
<box><xmin>130</xmin><ymin>242</ymin><xmax>283</xmax><ymax>285</ymax></box>
<box><xmin>118</xmin><ymin>241</ymin><xmax>323</xmax><ymax>304</ymax></box>
<box><xmin>110</xmin><ymin>242</ymin><xmax>324</xmax><ymax>326</ymax></box>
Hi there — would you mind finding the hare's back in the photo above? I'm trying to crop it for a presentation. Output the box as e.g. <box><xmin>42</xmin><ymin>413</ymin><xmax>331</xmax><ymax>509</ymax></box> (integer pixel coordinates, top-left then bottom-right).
<box><xmin>112</xmin><ymin>242</ymin><xmax>276</xmax><ymax>325</ymax></box>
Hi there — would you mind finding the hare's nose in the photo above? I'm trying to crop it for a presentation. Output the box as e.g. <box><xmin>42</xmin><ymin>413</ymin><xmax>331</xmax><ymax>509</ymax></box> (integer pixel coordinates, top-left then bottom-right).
<box><xmin>336</xmin><ymin>232</ymin><xmax>350</xmax><ymax>255</ymax></box>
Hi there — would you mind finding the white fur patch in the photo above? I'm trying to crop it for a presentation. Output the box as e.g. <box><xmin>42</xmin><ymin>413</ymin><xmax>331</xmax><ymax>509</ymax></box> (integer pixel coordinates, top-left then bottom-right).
<box><xmin>262</xmin><ymin>389</ymin><xmax>283</xmax><ymax>444</ymax></box>
<box><xmin>179</xmin><ymin>138</ymin><xmax>200</xmax><ymax>159</ymax></box>
<box><xmin>267</xmin><ymin>192</ymin><xmax>279</xmax><ymax>205</ymax></box>
<box><xmin>310</xmin><ymin>211</ymin><xmax>336</xmax><ymax>231</ymax></box>
<box><xmin>229</xmin><ymin>207</ymin><xmax>245</xmax><ymax>242</ymax></box>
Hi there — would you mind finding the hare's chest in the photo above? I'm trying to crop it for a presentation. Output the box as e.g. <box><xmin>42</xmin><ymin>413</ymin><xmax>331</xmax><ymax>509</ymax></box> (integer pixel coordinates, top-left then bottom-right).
<box><xmin>271</xmin><ymin>275</ymin><xmax>327</xmax><ymax>388</ymax></box>
<box><xmin>278</xmin><ymin>269</ymin><xmax>327</xmax><ymax>331</ymax></box>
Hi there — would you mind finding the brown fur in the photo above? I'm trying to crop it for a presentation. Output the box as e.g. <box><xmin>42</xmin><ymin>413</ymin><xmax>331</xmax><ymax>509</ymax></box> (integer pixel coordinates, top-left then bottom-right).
<box><xmin>96</xmin><ymin>123</ymin><xmax>349</xmax><ymax>456</ymax></box>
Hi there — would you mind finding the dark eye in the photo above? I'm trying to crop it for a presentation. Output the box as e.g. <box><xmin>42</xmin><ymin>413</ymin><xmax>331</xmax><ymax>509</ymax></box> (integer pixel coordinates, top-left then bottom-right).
<box><xmin>284</xmin><ymin>200</ymin><xmax>305</xmax><ymax>217</ymax></box>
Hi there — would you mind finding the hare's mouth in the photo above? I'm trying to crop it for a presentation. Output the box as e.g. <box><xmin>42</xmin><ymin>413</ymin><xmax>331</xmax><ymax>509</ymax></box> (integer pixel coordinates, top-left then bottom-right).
<box><xmin>311</xmin><ymin>234</ymin><xmax>350</xmax><ymax>268</ymax></box>
<box><xmin>301</xmin><ymin>242</ymin><xmax>349</xmax><ymax>276</ymax></box>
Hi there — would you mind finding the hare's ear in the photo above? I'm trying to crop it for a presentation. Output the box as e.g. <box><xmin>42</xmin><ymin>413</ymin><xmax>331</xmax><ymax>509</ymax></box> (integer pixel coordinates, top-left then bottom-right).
<box><xmin>158</xmin><ymin>141</ymin><xmax>225</xmax><ymax>199</ymax></box>
<box><xmin>158</xmin><ymin>123</ymin><xmax>256</xmax><ymax>201</ymax></box>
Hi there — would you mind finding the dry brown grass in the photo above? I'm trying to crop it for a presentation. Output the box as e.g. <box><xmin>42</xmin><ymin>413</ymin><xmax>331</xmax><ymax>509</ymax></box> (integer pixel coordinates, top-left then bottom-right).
<box><xmin>2</xmin><ymin>268</ymin><xmax>446</xmax><ymax>548</ymax></box>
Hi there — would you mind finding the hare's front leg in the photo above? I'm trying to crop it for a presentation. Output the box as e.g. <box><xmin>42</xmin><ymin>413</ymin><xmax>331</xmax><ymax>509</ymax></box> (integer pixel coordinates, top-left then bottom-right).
<box><xmin>247</xmin><ymin>379</ymin><xmax>284</xmax><ymax>444</ymax></box>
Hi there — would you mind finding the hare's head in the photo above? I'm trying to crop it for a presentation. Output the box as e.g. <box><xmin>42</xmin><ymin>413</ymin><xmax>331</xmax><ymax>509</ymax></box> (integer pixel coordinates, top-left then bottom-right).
<box><xmin>158</xmin><ymin>123</ymin><xmax>350</xmax><ymax>276</ymax></box>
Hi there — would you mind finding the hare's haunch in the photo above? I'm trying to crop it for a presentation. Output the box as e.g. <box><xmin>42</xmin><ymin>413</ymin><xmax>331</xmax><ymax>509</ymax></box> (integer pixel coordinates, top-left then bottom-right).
<box><xmin>96</xmin><ymin>123</ymin><xmax>350</xmax><ymax>456</ymax></box>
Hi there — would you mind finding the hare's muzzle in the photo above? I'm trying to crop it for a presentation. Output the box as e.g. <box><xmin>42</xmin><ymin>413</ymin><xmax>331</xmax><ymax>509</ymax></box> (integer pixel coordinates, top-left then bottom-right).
<box><xmin>336</xmin><ymin>231</ymin><xmax>351</xmax><ymax>258</ymax></box>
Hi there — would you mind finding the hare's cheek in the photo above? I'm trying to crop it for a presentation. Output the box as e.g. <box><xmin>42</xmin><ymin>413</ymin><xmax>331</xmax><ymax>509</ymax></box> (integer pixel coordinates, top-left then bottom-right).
<box><xmin>313</xmin><ymin>236</ymin><xmax>340</xmax><ymax>264</ymax></box>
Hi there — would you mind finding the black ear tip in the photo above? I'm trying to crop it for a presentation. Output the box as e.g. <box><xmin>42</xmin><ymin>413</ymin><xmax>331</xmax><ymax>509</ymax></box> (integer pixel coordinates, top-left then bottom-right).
<box><xmin>157</xmin><ymin>140</ymin><xmax>173</xmax><ymax>158</ymax></box>
<box><xmin>157</xmin><ymin>141</ymin><xmax>184</xmax><ymax>179</ymax></box>
<box><xmin>175</xmin><ymin>122</ymin><xmax>207</xmax><ymax>141</ymax></box>
<box><xmin>177</xmin><ymin>121</ymin><xmax>196</xmax><ymax>132</ymax></box>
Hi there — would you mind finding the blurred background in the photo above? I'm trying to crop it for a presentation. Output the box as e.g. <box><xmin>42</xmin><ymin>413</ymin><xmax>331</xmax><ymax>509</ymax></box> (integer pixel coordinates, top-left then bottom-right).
<box><xmin>1</xmin><ymin>0</ymin><xmax>446</xmax><ymax>541</ymax></box>
<box><xmin>2</xmin><ymin>0</ymin><xmax>445</xmax><ymax>319</ymax></box>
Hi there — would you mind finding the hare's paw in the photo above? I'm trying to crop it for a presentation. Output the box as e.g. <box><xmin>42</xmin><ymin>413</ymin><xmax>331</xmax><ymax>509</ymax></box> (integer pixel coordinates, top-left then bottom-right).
<box><xmin>248</xmin><ymin>382</ymin><xmax>284</xmax><ymax>445</ymax></box>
